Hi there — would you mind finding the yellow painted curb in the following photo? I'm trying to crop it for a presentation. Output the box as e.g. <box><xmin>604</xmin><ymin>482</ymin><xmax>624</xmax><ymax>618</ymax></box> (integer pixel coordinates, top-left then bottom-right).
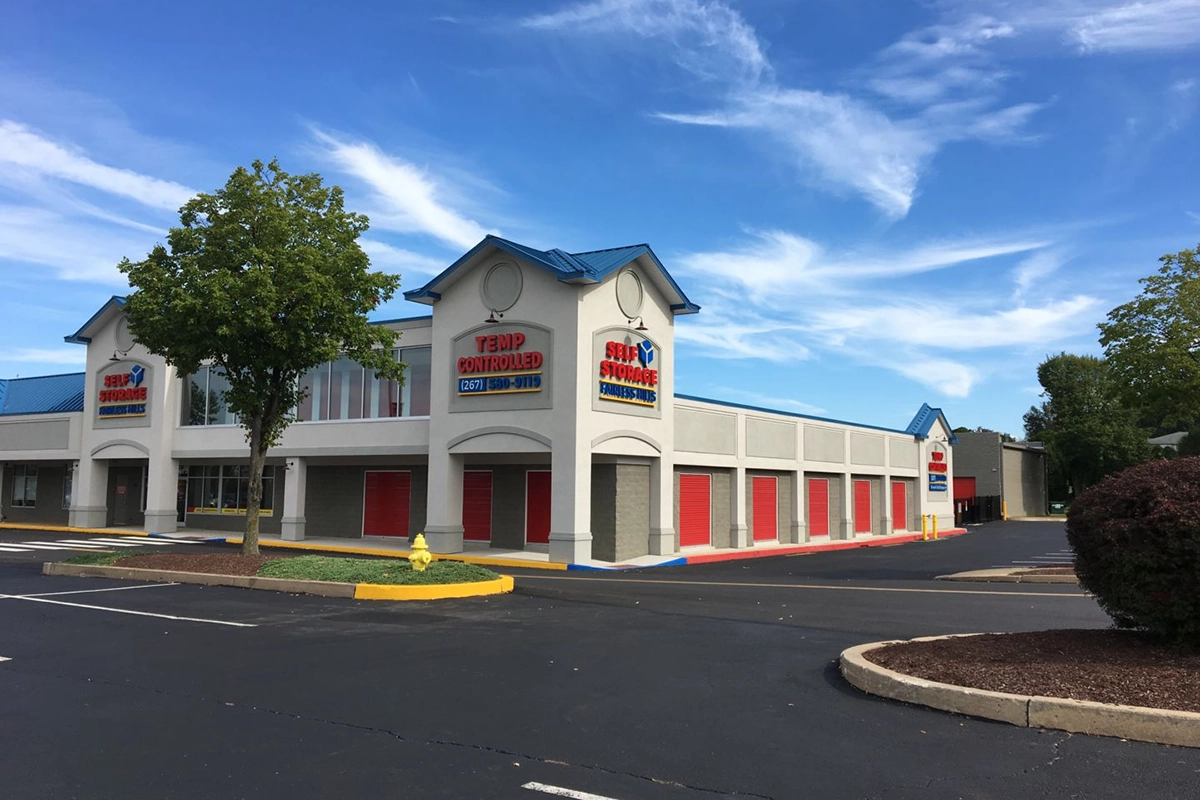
<box><xmin>353</xmin><ymin>574</ymin><xmax>514</xmax><ymax>601</ymax></box>
<box><xmin>0</xmin><ymin>523</ymin><xmax>148</xmax><ymax>537</ymax></box>
<box><xmin>227</xmin><ymin>537</ymin><xmax>568</xmax><ymax>571</ymax></box>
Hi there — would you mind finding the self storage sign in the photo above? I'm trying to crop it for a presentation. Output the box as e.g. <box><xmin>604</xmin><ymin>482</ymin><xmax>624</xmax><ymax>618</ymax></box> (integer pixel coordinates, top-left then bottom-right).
<box><xmin>98</xmin><ymin>364</ymin><xmax>147</xmax><ymax>418</ymax></box>
<box><xmin>599</xmin><ymin>339</ymin><xmax>658</xmax><ymax>407</ymax></box>
<box><xmin>928</xmin><ymin>447</ymin><xmax>948</xmax><ymax>492</ymax></box>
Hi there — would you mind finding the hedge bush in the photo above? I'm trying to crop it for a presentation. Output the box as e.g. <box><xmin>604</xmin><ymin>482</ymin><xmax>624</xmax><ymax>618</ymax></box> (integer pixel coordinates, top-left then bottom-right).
<box><xmin>1066</xmin><ymin>457</ymin><xmax>1200</xmax><ymax>646</ymax></box>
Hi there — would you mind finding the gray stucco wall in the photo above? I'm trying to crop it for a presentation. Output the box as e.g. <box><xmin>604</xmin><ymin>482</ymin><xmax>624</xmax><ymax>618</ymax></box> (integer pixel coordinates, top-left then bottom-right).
<box><xmin>745</xmin><ymin>470</ymin><xmax>793</xmax><ymax>543</ymax></box>
<box><xmin>746</xmin><ymin>418</ymin><xmax>797</xmax><ymax>460</ymax></box>
<box><xmin>1</xmin><ymin>463</ymin><xmax>70</xmax><ymax>526</ymax></box>
<box><xmin>306</xmin><ymin>464</ymin><xmax>428</xmax><ymax>539</ymax></box>
<box><xmin>804</xmin><ymin>472</ymin><xmax>842</xmax><ymax>537</ymax></box>
<box><xmin>591</xmin><ymin>463</ymin><xmax>651</xmax><ymax>562</ymax></box>
<box><xmin>673</xmin><ymin>466</ymin><xmax>732</xmax><ymax>549</ymax></box>
<box><xmin>0</xmin><ymin>419</ymin><xmax>71</xmax><ymax>451</ymax></box>
<box><xmin>675</xmin><ymin>407</ymin><xmax>737</xmax><ymax>455</ymax></box>
<box><xmin>804</xmin><ymin>427</ymin><xmax>845</xmax><ymax>463</ymax></box>
<box><xmin>952</xmin><ymin>432</ymin><xmax>1003</xmax><ymax>496</ymax></box>
<box><xmin>850</xmin><ymin>433</ymin><xmax>886</xmax><ymax>467</ymax></box>
<box><xmin>1002</xmin><ymin>447</ymin><xmax>1047</xmax><ymax>517</ymax></box>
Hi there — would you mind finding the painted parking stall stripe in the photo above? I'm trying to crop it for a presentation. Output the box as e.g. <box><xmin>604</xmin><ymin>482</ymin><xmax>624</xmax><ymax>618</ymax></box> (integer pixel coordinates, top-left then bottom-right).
<box><xmin>523</xmin><ymin>782</ymin><xmax>626</xmax><ymax>800</ymax></box>
<box><xmin>0</xmin><ymin>593</ymin><xmax>257</xmax><ymax>627</ymax></box>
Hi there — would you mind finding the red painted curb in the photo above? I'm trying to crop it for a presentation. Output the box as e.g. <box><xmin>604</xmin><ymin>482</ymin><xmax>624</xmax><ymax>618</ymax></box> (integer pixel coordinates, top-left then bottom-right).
<box><xmin>684</xmin><ymin>528</ymin><xmax>968</xmax><ymax>565</ymax></box>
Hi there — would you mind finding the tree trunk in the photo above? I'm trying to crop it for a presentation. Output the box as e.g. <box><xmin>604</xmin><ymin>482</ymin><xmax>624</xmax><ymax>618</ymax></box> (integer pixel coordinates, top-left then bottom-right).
<box><xmin>243</xmin><ymin>416</ymin><xmax>267</xmax><ymax>556</ymax></box>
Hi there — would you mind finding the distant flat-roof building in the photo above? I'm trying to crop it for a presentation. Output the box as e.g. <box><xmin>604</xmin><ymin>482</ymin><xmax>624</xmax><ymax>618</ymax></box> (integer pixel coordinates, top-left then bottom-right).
<box><xmin>952</xmin><ymin>432</ymin><xmax>1048</xmax><ymax>519</ymax></box>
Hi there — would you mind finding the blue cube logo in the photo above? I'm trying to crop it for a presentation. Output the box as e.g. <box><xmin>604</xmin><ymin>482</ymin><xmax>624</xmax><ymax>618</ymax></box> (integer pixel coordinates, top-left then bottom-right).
<box><xmin>129</xmin><ymin>364</ymin><xmax>144</xmax><ymax>387</ymax></box>
<box><xmin>637</xmin><ymin>341</ymin><xmax>654</xmax><ymax>367</ymax></box>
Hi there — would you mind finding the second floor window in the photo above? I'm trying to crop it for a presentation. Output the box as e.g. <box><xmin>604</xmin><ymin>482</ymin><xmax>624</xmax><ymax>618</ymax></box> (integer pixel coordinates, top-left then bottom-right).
<box><xmin>296</xmin><ymin>346</ymin><xmax>430</xmax><ymax>422</ymax></box>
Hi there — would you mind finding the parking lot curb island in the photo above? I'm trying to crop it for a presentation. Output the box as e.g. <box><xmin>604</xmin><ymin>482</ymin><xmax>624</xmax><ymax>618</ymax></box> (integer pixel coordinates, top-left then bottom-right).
<box><xmin>840</xmin><ymin>635</ymin><xmax>1200</xmax><ymax>749</ymax></box>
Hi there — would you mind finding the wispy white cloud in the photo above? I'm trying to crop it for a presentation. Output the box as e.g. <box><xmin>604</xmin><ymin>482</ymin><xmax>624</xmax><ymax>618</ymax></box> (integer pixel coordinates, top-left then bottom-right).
<box><xmin>10</xmin><ymin>347</ymin><xmax>86</xmax><ymax>365</ymax></box>
<box><xmin>524</xmin><ymin>0</ymin><xmax>1044</xmax><ymax>218</ymax></box>
<box><xmin>313</xmin><ymin>128</ymin><xmax>497</xmax><ymax>249</ymax></box>
<box><xmin>694</xmin><ymin>386</ymin><xmax>826</xmax><ymax>415</ymax></box>
<box><xmin>0</xmin><ymin>205</ymin><xmax>149</xmax><ymax>284</ymax></box>
<box><xmin>672</xmin><ymin>228</ymin><xmax>1099</xmax><ymax>398</ymax></box>
<box><xmin>0</xmin><ymin>120</ymin><xmax>195</xmax><ymax>211</ymax></box>
<box><xmin>521</xmin><ymin>0</ymin><xmax>768</xmax><ymax>83</ymax></box>
<box><xmin>360</xmin><ymin>239</ymin><xmax>447</xmax><ymax>277</ymax></box>
<box><xmin>952</xmin><ymin>1</ymin><xmax>1200</xmax><ymax>53</ymax></box>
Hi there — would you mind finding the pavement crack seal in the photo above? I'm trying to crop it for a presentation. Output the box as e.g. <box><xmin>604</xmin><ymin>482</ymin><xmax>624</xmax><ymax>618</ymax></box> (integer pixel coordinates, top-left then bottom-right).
<box><xmin>11</xmin><ymin>666</ymin><xmax>777</xmax><ymax>800</ymax></box>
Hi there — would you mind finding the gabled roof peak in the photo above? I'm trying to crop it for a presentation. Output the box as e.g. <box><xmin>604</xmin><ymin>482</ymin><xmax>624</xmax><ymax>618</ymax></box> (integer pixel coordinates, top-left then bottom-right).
<box><xmin>905</xmin><ymin>403</ymin><xmax>958</xmax><ymax>445</ymax></box>
<box><xmin>403</xmin><ymin>235</ymin><xmax>700</xmax><ymax>314</ymax></box>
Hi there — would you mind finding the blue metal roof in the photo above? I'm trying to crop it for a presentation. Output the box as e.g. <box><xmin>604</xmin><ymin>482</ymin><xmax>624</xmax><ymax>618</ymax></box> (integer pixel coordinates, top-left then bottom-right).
<box><xmin>0</xmin><ymin>373</ymin><xmax>86</xmax><ymax>416</ymax></box>
<box><xmin>905</xmin><ymin>403</ymin><xmax>958</xmax><ymax>444</ymax></box>
<box><xmin>403</xmin><ymin>235</ymin><xmax>700</xmax><ymax>314</ymax></box>
<box><xmin>64</xmin><ymin>295</ymin><xmax>126</xmax><ymax>344</ymax></box>
<box><xmin>675</xmin><ymin>394</ymin><xmax>915</xmax><ymax>436</ymax></box>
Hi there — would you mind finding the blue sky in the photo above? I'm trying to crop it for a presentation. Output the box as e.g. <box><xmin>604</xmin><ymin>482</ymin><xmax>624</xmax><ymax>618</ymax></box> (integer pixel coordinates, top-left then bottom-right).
<box><xmin>2</xmin><ymin>0</ymin><xmax>1198</xmax><ymax>436</ymax></box>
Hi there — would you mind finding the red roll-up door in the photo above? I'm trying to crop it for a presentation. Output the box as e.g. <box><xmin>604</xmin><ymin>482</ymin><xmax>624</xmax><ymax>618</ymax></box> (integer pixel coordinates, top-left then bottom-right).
<box><xmin>525</xmin><ymin>470</ymin><xmax>551</xmax><ymax>545</ymax></box>
<box><xmin>463</xmin><ymin>471</ymin><xmax>492</xmax><ymax>542</ymax></box>
<box><xmin>854</xmin><ymin>480</ymin><xmax>873</xmax><ymax>534</ymax></box>
<box><xmin>752</xmin><ymin>476</ymin><xmax>778</xmax><ymax>542</ymax></box>
<box><xmin>678</xmin><ymin>473</ymin><xmax>712</xmax><ymax>547</ymax></box>
<box><xmin>363</xmin><ymin>471</ymin><xmax>410</xmax><ymax>537</ymax></box>
<box><xmin>807</xmin><ymin>478</ymin><xmax>829</xmax><ymax>537</ymax></box>
<box><xmin>953</xmin><ymin>477</ymin><xmax>977</xmax><ymax>501</ymax></box>
<box><xmin>891</xmin><ymin>481</ymin><xmax>907</xmax><ymax>531</ymax></box>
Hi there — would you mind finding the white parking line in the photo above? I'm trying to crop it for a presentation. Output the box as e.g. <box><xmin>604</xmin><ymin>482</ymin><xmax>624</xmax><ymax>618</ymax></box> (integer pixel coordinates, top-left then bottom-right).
<box><xmin>0</xmin><ymin>594</ymin><xmax>257</xmax><ymax>627</ymax></box>
<box><xmin>523</xmin><ymin>782</ymin><xmax>624</xmax><ymax>800</ymax></box>
<box><xmin>16</xmin><ymin>543</ymin><xmax>103</xmax><ymax>551</ymax></box>
<box><xmin>27</xmin><ymin>541</ymin><xmax>107</xmax><ymax>549</ymax></box>
<box><xmin>20</xmin><ymin>583</ymin><xmax>179</xmax><ymax>598</ymax></box>
<box><xmin>90</xmin><ymin>538</ymin><xmax>198</xmax><ymax>547</ymax></box>
<box><xmin>58</xmin><ymin>539</ymin><xmax>143</xmax><ymax>548</ymax></box>
<box><xmin>0</xmin><ymin>546</ymin><xmax>31</xmax><ymax>552</ymax></box>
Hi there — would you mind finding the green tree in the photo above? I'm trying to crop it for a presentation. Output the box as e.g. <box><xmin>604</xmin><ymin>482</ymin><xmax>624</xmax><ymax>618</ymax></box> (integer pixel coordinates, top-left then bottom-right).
<box><xmin>1099</xmin><ymin>244</ymin><xmax>1200</xmax><ymax>434</ymax></box>
<box><xmin>119</xmin><ymin>160</ymin><xmax>404</xmax><ymax>555</ymax></box>
<box><xmin>1026</xmin><ymin>353</ymin><xmax>1151</xmax><ymax>495</ymax></box>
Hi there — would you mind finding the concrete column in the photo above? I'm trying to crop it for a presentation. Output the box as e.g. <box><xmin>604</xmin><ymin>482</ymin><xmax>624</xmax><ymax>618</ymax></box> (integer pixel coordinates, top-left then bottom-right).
<box><xmin>549</xmin><ymin>436</ymin><xmax>591</xmax><ymax>564</ymax></box>
<box><xmin>789</xmin><ymin>469</ymin><xmax>805</xmax><ymax>543</ymax></box>
<box><xmin>838</xmin><ymin>474</ymin><xmax>854</xmax><ymax>540</ymax></box>
<box><xmin>70</xmin><ymin>457</ymin><xmax>108</xmax><ymax>528</ymax></box>
<box><xmin>281</xmin><ymin>457</ymin><xmax>307</xmax><ymax>541</ymax></box>
<box><xmin>648</xmin><ymin>457</ymin><xmax>675</xmax><ymax>555</ymax></box>
<box><xmin>424</xmin><ymin>448</ymin><xmax>464</xmax><ymax>553</ymax></box>
<box><xmin>730</xmin><ymin>465</ymin><xmax>748</xmax><ymax>548</ymax></box>
<box><xmin>880</xmin><ymin>477</ymin><xmax>893</xmax><ymax>535</ymax></box>
<box><xmin>143</xmin><ymin>456</ymin><xmax>179</xmax><ymax>534</ymax></box>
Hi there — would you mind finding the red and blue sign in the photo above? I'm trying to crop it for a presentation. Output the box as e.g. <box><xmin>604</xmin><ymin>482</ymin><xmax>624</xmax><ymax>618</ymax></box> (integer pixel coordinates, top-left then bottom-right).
<box><xmin>599</xmin><ymin>339</ymin><xmax>658</xmax><ymax>407</ymax></box>
<box><xmin>98</xmin><ymin>364</ymin><xmax>148</xmax><ymax>417</ymax></box>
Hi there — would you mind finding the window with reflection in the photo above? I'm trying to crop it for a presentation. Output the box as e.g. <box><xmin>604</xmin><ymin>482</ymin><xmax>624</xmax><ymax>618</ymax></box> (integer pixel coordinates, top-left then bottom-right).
<box><xmin>295</xmin><ymin>347</ymin><xmax>431</xmax><ymax>421</ymax></box>
<box><xmin>179</xmin><ymin>367</ymin><xmax>238</xmax><ymax>426</ymax></box>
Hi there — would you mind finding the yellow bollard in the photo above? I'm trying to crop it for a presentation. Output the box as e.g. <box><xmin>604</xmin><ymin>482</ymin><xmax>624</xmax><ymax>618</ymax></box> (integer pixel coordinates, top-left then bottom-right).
<box><xmin>1002</xmin><ymin>500</ymin><xmax>1008</xmax><ymax>521</ymax></box>
<box><xmin>932</xmin><ymin>514</ymin><xmax>939</xmax><ymax>540</ymax></box>
<box><xmin>922</xmin><ymin>514</ymin><xmax>929</xmax><ymax>542</ymax></box>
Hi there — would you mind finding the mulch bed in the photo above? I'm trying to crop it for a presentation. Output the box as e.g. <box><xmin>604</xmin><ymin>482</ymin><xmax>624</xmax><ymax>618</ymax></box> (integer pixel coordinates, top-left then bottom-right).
<box><xmin>114</xmin><ymin>552</ymin><xmax>282</xmax><ymax>576</ymax></box>
<box><xmin>1019</xmin><ymin>566</ymin><xmax>1076</xmax><ymax>576</ymax></box>
<box><xmin>866</xmin><ymin>630</ymin><xmax>1200</xmax><ymax>713</ymax></box>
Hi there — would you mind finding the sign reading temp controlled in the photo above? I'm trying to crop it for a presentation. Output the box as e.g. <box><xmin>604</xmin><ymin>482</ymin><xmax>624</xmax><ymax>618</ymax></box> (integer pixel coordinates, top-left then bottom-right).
<box><xmin>450</xmin><ymin>323</ymin><xmax>553</xmax><ymax>413</ymax></box>
<box><xmin>98</xmin><ymin>364</ymin><xmax>148</xmax><ymax>418</ymax></box>
<box><xmin>927</xmin><ymin>444</ymin><xmax>948</xmax><ymax>492</ymax></box>
<box><xmin>457</xmin><ymin>331</ymin><xmax>545</xmax><ymax>396</ymax></box>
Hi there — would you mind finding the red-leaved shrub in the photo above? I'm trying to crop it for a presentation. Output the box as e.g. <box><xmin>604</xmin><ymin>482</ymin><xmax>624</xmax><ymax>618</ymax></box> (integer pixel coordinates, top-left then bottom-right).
<box><xmin>1067</xmin><ymin>457</ymin><xmax>1200</xmax><ymax>646</ymax></box>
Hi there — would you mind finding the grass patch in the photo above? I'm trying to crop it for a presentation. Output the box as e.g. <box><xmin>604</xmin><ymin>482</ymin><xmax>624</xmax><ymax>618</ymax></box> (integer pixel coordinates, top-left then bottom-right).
<box><xmin>64</xmin><ymin>551</ymin><xmax>124</xmax><ymax>566</ymax></box>
<box><xmin>255</xmin><ymin>555</ymin><xmax>500</xmax><ymax>585</ymax></box>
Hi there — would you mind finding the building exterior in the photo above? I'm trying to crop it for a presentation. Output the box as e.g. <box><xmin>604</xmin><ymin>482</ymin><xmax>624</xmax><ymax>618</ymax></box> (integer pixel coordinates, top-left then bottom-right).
<box><xmin>952</xmin><ymin>431</ymin><xmax>1047</xmax><ymax>519</ymax></box>
<box><xmin>0</xmin><ymin>236</ymin><xmax>958</xmax><ymax>564</ymax></box>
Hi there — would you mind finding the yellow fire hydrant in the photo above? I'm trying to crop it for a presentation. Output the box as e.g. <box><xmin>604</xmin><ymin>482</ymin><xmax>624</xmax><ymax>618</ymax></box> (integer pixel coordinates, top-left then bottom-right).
<box><xmin>409</xmin><ymin>532</ymin><xmax>433</xmax><ymax>572</ymax></box>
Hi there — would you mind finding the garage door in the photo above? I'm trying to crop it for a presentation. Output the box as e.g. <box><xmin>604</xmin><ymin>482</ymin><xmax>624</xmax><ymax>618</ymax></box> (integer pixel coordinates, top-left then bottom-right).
<box><xmin>891</xmin><ymin>481</ymin><xmax>906</xmax><ymax>531</ymax></box>
<box><xmin>752</xmin><ymin>476</ymin><xmax>778</xmax><ymax>542</ymax></box>
<box><xmin>807</xmin><ymin>478</ymin><xmax>829</xmax><ymax>537</ymax></box>
<box><xmin>853</xmin><ymin>480</ymin><xmax>873</xmax><ymax>534</ymax></box>
<box><xmin>525</xmin><ymin>470</ymin><xmax>551</xmax><ymax>545</ymax></box>
<box><xmin>463</xmin><ymin>471</ymin><xmax>492</xmax><ymax>542</ymax></box>
<box><xmin>363</xmin><ymin>471</ymin><xmax>410</xmax><ymax>537</ymax></box>
<box><xmin>679</xmin><ymin>473</ymin><xmax>712</xmax><ymax>547</ymax></box>
<box><xmin>953</xmin><ymin>476</ymin><xmax>977</xmax><ymax>501</ymax></box>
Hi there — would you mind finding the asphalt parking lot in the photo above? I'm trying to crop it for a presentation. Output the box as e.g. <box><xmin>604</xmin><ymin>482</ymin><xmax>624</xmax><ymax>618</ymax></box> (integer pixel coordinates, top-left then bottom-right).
<box><xmin>2</xmin><ymin>521</ymin><xmax>1198</xmax><ymax>799</ymax></box>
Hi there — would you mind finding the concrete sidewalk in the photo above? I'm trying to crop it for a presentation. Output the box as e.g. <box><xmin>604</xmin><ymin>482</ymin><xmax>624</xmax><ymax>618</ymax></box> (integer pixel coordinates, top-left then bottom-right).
<box><xmin>1</xmin><ymin>521</ymin><xmax>969</xmax><ymax>571</ymax></box>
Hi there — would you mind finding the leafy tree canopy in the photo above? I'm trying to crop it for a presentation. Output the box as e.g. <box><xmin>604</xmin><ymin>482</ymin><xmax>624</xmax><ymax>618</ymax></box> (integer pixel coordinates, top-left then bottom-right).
<box><xmin>1026</xmin><ymin>353</ymin><xmax>1151</xmax><ymax>495</ymax></box>
<box><xmin>119</xmin><ymin>159</ymin><xmax>404</xmax><ymax>553</ymax></box>
<box><xmin>1099</xmin><ymin>244</ymin><xmax>1200</xmax><ymax>433</ymax></box>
